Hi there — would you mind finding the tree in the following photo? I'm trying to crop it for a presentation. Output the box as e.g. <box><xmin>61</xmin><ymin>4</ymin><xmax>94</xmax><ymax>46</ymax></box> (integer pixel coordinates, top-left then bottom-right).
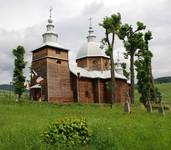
<box><xmin>13</xmin><ymin>46</ymin><xmax>26</xmax><ymax>100</ymax></box>
<box><xmin>144</xmin><ymin>31</ymin><xmax>157</xmax><ymax>102</ymax></box>
<box><xmin>100</xmin><ymin>13</ymin><xmax>122</xmax><ymax>107</ymax></box>
<box><xmin>135</xmin><ymin>41</ymin><xmax>152</xmax><ymax>105</ymax></box>
<box><xmin>118</xmin><ymin>22</ymin><xmax>146</xmax><ymax>103</ymax></box>
<box><xmin>135</xmin><ymin>31</ymin><xmax>158</xmax><ymax>105</ymax></box>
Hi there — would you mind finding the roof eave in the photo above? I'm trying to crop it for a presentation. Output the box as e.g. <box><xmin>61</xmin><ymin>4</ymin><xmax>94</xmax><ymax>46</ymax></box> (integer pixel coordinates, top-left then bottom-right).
<box><xmin>32</xmin><ymin>45</ymin><xmax>70</xmax><ymax>53</ymax></box>
<box><xmin>76</xmin><ymin>55</ymin><xmax>110</xmax><ymax>60</ymax></box>
<box><xmin>70</xmin><ymin>71</ymin><xmax>127</xmax><ymax>80</ymax></box>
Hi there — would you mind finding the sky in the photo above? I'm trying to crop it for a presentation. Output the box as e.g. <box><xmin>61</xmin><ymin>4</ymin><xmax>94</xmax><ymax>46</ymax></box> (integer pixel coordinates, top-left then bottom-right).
<box><xmin>0</xmin><ymin>0</ymin><xmax>171</xmax><ymax>84</ymax></box>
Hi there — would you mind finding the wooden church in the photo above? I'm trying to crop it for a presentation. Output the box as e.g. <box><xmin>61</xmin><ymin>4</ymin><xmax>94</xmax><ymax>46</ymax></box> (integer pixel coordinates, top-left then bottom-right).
<box><xmin>31</xmin><ymin>13</ymin><xmax>130</xmax><ymax>103</ymax></box>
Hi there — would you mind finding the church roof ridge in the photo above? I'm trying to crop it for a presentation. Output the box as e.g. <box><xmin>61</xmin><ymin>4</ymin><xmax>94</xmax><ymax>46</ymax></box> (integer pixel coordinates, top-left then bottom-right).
<box><xmin>76</xmin><ymin>41</ymin><xmax>109</xmax><ymax>59</ymax></box>
<box><xmin>69</xmin><ymin>62</ymin><xmax>127</xmax><ymax>80</ymax></box>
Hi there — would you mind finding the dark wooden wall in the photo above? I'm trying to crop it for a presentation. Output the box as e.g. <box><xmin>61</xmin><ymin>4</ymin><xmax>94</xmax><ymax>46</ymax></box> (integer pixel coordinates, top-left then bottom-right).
<box><xmin>76</xmin><ymin>57</ymin><xmax>110</xmax><ymax>71</ymax></box>
<box><xmin>32</xmin><ymin>46</ymin><xmax>74</xmax><ymax>103</ymax></box>
<box><xmin>73</xmin><ymin>76</ymin><xmax>129</xmax><ymax>104</ymax></box>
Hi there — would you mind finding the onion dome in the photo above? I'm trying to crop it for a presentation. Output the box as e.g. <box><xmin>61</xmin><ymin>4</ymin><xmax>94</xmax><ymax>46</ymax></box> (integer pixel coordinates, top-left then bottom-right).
<box><xmin>76</xmin><ymin>17</ymin><xmax>109</xmax><ymax>59</ymax></box>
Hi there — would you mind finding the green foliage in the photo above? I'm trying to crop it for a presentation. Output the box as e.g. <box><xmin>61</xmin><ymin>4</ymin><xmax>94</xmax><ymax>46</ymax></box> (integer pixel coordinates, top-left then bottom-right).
<box><xmin>100</xmin><ymin>13</ymin><xmax>121</xmax><ymax>34</ymax></box>
<box><xmin>100</xmin><ymin>13</ymin><xmax>122</xmax><ymax>57</ymax></box>
<box><xmin>121</xmin><ymin>63</ymin><xmax>129</xmax><ymax>79</ymax></box>
<box><xmin>119</xmin><ymin>21</ymin><xmax>146</xmax><ymax>103</ymax></box>
<box><xmin>118</xmin><ymin>23</ymin><xmax>130</xmax><ymax>40</ymax></box>
<box><xmin>104</xmin><ymin>45</ymin><xmax>112</xmax><ymax>57</ymax></box>
<box><xmin>13</xmin><ymin>46</ymin><xmax>26</xmax><ymax>98</ymax></box>
<box><xmin>155</xmin><ymin>87</ymin><xmax>162</xmax><ymax>102</ymax></box>
<box><xmin>42</xmin><ymin>118</ymin><xmax>90</xmax><ymax>148</ymax></box>
<box><xmin>144</xmin><ymin>30</ymin><xmax>153</xmax><ymax>41</ymax></box>
<box><xmin>135</xmin><ymin>52</ymin><xmax>151</xmax><ymax>104</ymax></box>
<box><xmin>136</xmin><ymin>21</ymin><xmax>146</xmax><ymax>30</ymax></box>
<box><xmin>135</xmin><ymin>31</ymin><xmax>160</xmax><ymax>104</ymax></box>
<box><xmin>100</xmin><ymin>13</ymin><xmax>122</xmax><ymax>106</ymax></box>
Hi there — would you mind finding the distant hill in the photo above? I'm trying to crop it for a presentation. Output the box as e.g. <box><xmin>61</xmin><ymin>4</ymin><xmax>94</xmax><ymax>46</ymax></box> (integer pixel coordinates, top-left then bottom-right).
<box><xmin>155</xmin><ymin>76</ymin><xmax>171</xmax><ymax>84</ymax></box>
<box><xmin>0</xmin><ymin>84</ymin><xmax>13</xmax><ymax>91</ymax></box>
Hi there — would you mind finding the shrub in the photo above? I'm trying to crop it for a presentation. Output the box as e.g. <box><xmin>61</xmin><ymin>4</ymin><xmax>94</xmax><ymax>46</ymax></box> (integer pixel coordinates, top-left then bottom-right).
<box><xmin>42</xmin><ymin>118</ymin><xmax>90</xmax><ymax>148</ymax></box>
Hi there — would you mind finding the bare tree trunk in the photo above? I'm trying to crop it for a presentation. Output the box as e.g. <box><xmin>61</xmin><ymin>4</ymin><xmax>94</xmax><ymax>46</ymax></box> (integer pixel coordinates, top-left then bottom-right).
<box><xmin>19</xmin><ymin>94</ymin><xmax>21</xmax><ymax>99</ymax></box>
<box><xmin>109</xmin><ymin>32</ymin><xmax>116</xmax><ymax>108</ymax></box>
<box><xmin>29</xmin><ymin>67</ymin><xmax>32</xmax><ymax>100</ymax></box>
<box><xmin>16</xmin><ymin>94</ymin><xmax>19</xmax><ymax>102</ymax></box>
<box><xmin>110</xmin><ymin>53</ymin><xmax>116</xmax><ymax>108</ymax></box>
<box><xmin>149</xmin><ymin>62</ymin><xmax>157</xmax><ymax>102</ymax></box>
<box><xmin>130</xmin><ymin>53</ymin><xmax>135</xmax><ymax>104</ymax></box>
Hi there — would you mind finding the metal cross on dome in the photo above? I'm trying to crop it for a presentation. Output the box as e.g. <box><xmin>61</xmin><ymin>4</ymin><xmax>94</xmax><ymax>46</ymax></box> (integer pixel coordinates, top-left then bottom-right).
<box><xmin>49</xmin><ymin>7</ymin><xmax>53</xmax><ymax>18</ymax></box>
<box><xmin>89</xmin><ymin>17</ymin><xmax>92</xmax><ymax>28</ymax></box>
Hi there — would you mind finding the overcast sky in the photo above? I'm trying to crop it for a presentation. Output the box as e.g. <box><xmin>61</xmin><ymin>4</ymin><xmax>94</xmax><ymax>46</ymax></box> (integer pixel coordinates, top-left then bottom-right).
<box><xmin>0</xmin><ymin>0</ymin><xmax>171</xmax><ymax>84</ymax></box>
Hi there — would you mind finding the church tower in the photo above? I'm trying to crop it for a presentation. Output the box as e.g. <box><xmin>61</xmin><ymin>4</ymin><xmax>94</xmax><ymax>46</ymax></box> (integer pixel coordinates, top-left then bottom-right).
<box><xmin>31</xmin><ymin>9</ymin><xmax>73</xmax><ymax>102</ymax></box>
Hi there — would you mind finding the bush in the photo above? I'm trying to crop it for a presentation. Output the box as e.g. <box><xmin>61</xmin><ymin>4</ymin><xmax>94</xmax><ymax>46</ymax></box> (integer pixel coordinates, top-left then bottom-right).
<box><xmin>42</xmin><ymin>118</ymin><xmax>90</xmax><ymax>148</ymax></box>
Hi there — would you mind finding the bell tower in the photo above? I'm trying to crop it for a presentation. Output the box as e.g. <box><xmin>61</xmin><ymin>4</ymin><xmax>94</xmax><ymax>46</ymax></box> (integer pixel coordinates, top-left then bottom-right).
<box><xmin>31</xmin><ymin>9</ymin><xmax>73</xmax><ymax>103</ymax></box>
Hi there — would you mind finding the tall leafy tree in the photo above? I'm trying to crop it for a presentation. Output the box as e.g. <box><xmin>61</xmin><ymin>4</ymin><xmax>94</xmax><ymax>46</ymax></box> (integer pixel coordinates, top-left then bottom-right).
<box><xmin>144</xmin><ymin>31</ymin><xmax>157</xmax><ymax>101</ymax></box>
<box><xmin>13</xmin><ymin>46</ymin><xmax>26</xmax><ymax>100</ymax></box>
<box><xmin>100</xmin><ymin>13</ymin><xmax>122</xmax><ymax>107</ymax></box>
<box><xmin>118</xmin><ymin>22</ymin><xmax>146</xmax><ymax>103</ymax></box>
<box><xmin>135</xmin><ymin>31</ymin><xmax>158</xmax><ymax>105</ymax></box>
<box><xmin>135</xmin><ymin>41</ymin><xmax>152</xmax><ymax>105</ymax></box>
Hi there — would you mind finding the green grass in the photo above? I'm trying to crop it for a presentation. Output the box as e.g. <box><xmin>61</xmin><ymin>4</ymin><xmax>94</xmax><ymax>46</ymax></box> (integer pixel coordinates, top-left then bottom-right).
<box><xmin>156</xmin><ymin>83</ymin><xmax>171</xmax><ymax>102</ymax></box>
<box><xmin>0</xmin><ymin>83</ymin><xmax>171</xmax><ymax>150</ymax></box>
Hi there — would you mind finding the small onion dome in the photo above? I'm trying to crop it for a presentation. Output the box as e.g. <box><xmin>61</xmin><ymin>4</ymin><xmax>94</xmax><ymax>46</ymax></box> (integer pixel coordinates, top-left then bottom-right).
<box><xmin>48</xmin><ymin>18</ymin><xmax>53</xmax><ymax>24</ymax></box>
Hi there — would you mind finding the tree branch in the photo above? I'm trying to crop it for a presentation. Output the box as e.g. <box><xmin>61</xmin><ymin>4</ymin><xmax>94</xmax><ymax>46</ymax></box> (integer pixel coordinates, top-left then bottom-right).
<box><xmin>105</xmin><ymin>29</ymin><xmax>111</xmax><ymax>46</ymax></box>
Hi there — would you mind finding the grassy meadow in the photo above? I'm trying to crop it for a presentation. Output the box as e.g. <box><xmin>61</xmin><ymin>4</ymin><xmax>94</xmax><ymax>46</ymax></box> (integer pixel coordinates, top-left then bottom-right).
<box><xmin>0</xmin><ymin>83</ymin><xmax>171</xmax><ymax>150</ymax></box>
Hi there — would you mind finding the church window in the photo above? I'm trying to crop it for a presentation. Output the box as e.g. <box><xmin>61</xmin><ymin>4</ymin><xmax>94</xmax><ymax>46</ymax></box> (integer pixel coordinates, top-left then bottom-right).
<box><xmin>56</xmin><ymin>60</ymin><xmax>61</xmax><ymax>64</ymax></box>
<box><xmin>85</xmin><ymin>91</ymin><xmax>89</xmax><ymax>97</ymax></box>
<box><xmin>56</xmin><ymin>50</ymin><xmax>60</xmax><ymax>54</ymax></box>
<box><xmin>92</xmin><ymin>60</ymin><xmax>98</xmax><ymax>70</ymax></box>
<box><xmin>105</xmin><ymin>61</ymin><xmax>108</xmax><ymax>68</ymax></box>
